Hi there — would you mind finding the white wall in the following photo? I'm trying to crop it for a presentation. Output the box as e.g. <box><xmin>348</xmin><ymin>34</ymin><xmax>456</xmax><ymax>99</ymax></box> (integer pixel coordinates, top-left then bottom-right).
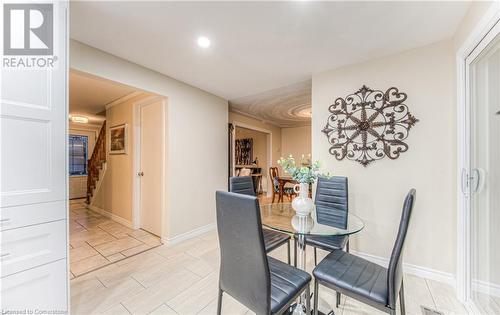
<box><xmin>281</xmin><ymin>126</ymin><xmax>312</xmax><ymax>162</ymax></box>
<box><xmin>312</xmin><ymin>40</ymin><xmax>456</xmax><ymax>275</ymax></box>
<box><xmin>70</xmin><ymin>40</ymin><xmax>228</xmax><ymax>241</ymax></box>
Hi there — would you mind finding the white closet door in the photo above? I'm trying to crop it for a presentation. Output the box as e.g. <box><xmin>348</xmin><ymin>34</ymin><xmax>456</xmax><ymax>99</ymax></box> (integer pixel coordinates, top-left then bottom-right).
<box><xmin>1</xmin><ymin>1</ymin><xmax>68</xmax><ymax>312</ymax></box>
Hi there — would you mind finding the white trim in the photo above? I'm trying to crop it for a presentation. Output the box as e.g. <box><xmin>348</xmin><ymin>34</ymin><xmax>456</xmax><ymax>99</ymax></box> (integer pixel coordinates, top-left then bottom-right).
<box><xmin>472</xmin><ymin>279</ymin><xmax>500</xmax><ymax>298</ymax></box>
<box><xmin>232</xmin><ymin>121</ymin><xmax>274</xmax><ymax>197</ymax></box>
<box><xmin>162</xmin><ymin>223</ymin><xmax>216</xmax><ymax>246</ymax></box>
<box><xmin>105</xmin><ymin>91</ymin><xmax>144</xmax><ymax>110</ymax></box>
<box><xmin>456</xmin><ymin>2</ymin><xmax>500</xmax><ymax>304</ymax></box>
<box><xmin>351</xmin><ymin>251</ymin><xmax>456</xmax><ymax>286</ymax></box>
<box><xmin>86</xmin><ymin>204</ymin><xmax>133</xmax><ymax>228</ymax></box>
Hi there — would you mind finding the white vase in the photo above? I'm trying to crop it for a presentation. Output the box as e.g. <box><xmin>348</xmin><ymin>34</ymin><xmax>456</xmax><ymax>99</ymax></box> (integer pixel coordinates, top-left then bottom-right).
<box><xmin>291</xmin><ymin>182</ymin><xmax>313</xmax><ymax>217</ymax></box>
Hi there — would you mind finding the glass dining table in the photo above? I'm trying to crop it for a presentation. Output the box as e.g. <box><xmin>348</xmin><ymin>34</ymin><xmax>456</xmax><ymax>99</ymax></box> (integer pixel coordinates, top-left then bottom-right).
<box><xmin>260</xmin><ymin>203</ymin><xmax>365</xmax><ymax>314</ymax></box>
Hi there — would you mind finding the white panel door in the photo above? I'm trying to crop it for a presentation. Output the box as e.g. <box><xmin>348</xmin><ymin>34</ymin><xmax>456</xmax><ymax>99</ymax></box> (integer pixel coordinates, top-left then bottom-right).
<box><xmin>0</xmin><ymin>1</ymin><xmax>68</xmax><ymax>312</ymax></box>
<box><xmin>139</xmin><ymin>100</ymin><xmax>164</xmax><ymax>236</ymax></box>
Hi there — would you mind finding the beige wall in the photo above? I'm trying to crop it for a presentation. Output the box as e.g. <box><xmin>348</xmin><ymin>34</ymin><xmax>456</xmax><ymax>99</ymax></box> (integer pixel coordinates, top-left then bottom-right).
<box><xmin>453</xmin><ymin>1</ymin><xmax>495</xmax><ymax>50</ymax></box>
<box><xmin>71</xmin><ymin>40</ymin><xmax>228</xmax><ymax>241</ymax></box>
<box><xmin>281</xmin><ymin>126</ymin><xmax>312</xmax><ymax>163</ymax></box>
<box><xmin>312</xmin><ymin>40</ymin><xmax>456</xmax><ymax>274</ymax></box>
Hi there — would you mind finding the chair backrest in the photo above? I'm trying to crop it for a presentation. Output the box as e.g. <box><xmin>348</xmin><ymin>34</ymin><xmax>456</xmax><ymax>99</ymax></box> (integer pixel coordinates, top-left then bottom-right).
<box><xmin>215</xmin><ymin>191</ymin><xmax>271</xmax><ymax>314</ymax></box>
<box><xmin>387</xmin><ymin>189</ymin><xmax>416</xmax><ymax>308</ymax></box>
<box><xmin>314</xmin><ymin>176</ymin><xmax>349</xmax><ymax>229</ymax></box>
<box><xmin>269</xmin><ymin>166</ymin><xmax>279</xmax><ymax>178</ymax></box>
<box><xmin>229</xmin><ymin>176</ymin><xmax>255</xmax><ymax>196</ymax></box>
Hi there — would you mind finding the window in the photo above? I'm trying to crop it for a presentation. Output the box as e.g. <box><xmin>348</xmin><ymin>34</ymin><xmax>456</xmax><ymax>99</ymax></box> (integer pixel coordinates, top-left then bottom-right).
<box><xmin>69</xmin><ymin>135</ymin><xmax>88</xmax><ymax>176</ymax></box>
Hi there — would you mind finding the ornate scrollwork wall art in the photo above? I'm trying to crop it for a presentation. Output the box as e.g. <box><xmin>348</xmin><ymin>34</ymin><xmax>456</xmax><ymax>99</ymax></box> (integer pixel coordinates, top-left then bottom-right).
<box><xmin>322</xmin><ymin>85</ymin><xmax>419</xmax><ymax>167</ymax></box>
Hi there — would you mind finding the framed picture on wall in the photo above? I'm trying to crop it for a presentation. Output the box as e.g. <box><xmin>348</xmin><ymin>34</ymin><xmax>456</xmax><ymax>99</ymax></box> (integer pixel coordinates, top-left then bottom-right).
<box><xmin>109</xmin><ymin>124</ymin><xmax>127</xmax><ymax>154</ymax></box>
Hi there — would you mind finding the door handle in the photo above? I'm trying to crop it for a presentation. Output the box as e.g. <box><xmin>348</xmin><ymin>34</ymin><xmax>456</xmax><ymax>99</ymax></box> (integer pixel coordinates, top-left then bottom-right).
<box><xmin>461</xmin><ymin>168</ymin><xmax>469</xmax><ymax>197</ymax></box>
<box><xmin>138</xmin><ymin>171</ymin><xmax>144</xmax><ymax>177</ymax></box>
<box><xmin>471</xmin><ymin>168</ymin><xmax>486</xmax><ymax>194</ymax></box>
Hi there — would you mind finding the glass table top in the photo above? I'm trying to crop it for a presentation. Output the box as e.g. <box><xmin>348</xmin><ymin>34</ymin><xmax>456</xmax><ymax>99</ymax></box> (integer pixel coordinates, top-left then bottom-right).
<box><xmin>260</xmin><ymin>203</ymin><xmax>364</xmax><ymax>236</ymax></box>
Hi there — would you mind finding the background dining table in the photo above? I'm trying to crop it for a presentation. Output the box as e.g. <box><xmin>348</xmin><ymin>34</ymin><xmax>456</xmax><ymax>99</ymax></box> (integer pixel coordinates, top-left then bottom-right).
<box><xmin>276</xmin><ymin>177</ymin><xmax>312</xmax><ymax>202</ymax></box>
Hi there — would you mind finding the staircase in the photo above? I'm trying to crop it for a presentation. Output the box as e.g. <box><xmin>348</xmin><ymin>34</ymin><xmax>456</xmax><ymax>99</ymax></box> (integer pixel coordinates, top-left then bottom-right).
<box><xmin>87</xmin><ymin>121</ymin><xmax>106</xmax><ymax>203</ymax></box>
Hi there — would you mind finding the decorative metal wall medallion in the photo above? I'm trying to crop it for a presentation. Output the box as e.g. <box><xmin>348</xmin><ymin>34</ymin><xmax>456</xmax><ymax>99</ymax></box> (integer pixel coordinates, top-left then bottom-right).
<box><xmin>322</xmin><ymin>85</ymin><xmax>419</xmax><ymax>167</ymax></box>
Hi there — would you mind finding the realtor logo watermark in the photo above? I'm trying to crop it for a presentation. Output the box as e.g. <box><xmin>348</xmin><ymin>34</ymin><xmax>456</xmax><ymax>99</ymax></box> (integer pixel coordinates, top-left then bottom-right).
<box><xmin>2</xmin><ymin>3</ymin><xmax>57</xmax><ymax>68</ymax></box>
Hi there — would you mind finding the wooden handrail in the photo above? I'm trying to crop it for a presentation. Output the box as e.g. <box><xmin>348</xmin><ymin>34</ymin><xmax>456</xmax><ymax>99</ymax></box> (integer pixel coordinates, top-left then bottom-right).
<box><xmin>86</xmin><ymin>121</ymin><xmax>106</xmax><ymax>203</ymax></box>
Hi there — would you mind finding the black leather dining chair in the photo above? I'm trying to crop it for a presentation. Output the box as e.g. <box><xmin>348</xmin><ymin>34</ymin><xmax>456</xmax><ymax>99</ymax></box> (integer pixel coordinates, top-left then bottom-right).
<box><xmin>304</xmin><ymin>176</ymin><xmax>350</xmax><ymax>266</ymax></box>
<box><xmin>230</xmin><ymin>176</ymin><xmax>292</xmax><ymax>264</ymax></box>
<box><xmin>216</xmin><ymin>191</ymin><xmax>311</xmax><ymax>315</ymax></box>
<box><xmin>312</xmin><ymin>189</ymin><xmax>416</xmax><ymax>315</ymax></box>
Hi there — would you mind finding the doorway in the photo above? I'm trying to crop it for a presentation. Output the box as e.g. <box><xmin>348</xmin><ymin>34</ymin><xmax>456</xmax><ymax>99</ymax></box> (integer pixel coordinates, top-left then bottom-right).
<box><xmin>135</xmin><ymin>97</ymin><xmax>166</xmax><ymax>237</ymax></box>
<box><xmin>468</xmin><ymin>27</ymin><xmax>500</xmax><ymax>314</ymax></box>
<box><xmin>460</xmin><ymin>19</ymin><xmax>500</xmax><ymax>313</ymax></box>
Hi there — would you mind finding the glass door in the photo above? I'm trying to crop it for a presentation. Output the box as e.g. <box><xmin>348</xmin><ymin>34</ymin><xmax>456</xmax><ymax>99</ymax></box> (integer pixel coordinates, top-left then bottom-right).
<box><xmin>469</xmin><ymin>30</ymin><xmax>500</xmax><ymax>314</ymax></box>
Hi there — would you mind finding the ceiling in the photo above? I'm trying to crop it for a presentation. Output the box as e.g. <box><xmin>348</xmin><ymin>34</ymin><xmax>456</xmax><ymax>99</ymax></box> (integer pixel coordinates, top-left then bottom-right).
<box><xmin>70</xmin><ymin>1</ymin><xmax>470</xmax><ymax>125</ymax></box>
<box><xmin>69</xmin><ymin>71</ymin><xmax>136</xmax><ymax>125</ymax></box>
<box><xmin>230</xmin><ymin>80</ymin><xmax>311</xmax><ymax>128</ymax></box>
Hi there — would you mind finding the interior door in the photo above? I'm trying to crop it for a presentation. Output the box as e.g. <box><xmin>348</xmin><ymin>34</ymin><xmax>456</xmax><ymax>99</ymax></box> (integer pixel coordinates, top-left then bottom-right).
<box><xmin>0</xmin><ymin>1</ymin><xmax>68</xmax><ymax>311</ymax></box>
<box><xmin>468</xmin><ymin>26</ymin><xmax>500</xmax><ymax>314</ymax></box>
<box><xmin>139</xmin><ymin>99</ymin><xmax>164</xmax><ymax>236</ymax></box>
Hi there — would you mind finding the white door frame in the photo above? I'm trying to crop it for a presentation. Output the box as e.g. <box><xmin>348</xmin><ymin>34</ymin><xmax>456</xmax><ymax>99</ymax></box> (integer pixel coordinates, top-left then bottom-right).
<box><xmin>132</xmin><ymin>95</ymin><xmax>167</xmax><ymax>237</ymax></box>
<box><xmin>231</xmin><ymin>121</ymin><xmax>273</xmax><ymax>196</ymax></box>
<box><xmin>456</xmin><ymin>2</ymin><xmax>500</xmax><ymax>308</ymax></box>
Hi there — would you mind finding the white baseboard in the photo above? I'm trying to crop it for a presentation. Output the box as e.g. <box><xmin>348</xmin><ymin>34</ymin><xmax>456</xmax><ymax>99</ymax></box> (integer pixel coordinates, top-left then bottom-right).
<box><xmin>163</xmin><ymin>223</ymin><xmax>216</xmax><ymax>246</ymax></box>
<box><xmin>472</xmin><ymin>279</ymin><xmax>500</xmax><ymax>298</ymax></box>
<box><xmin>351</xmin><ymin>250</ymin><xmax>456</xmax><ymax>287</ymax></box>
<box><xmin>86</xmin><ymin>204</ymin><xmax>133</xmax><ymax>228</ymax></box>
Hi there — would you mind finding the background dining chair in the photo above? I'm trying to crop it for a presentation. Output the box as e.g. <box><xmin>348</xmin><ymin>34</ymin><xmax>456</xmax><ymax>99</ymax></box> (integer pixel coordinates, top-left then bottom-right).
<box><xmin>215</xmin><ymin>191</ymin><xmax>311</xmax><ymax>315</ymax></box>
<box><xmin>269</xmin><ymin>167</ymin><xmax>295</xmax><ymax>203</ymax></box>
<box><xmin>312</xmin><ymin>189</ymin><xmax>416</xmax><ymax>315</ymax></box>
<box><xmin>300</xmin><ymin>176</ymin><xmax>349</xmax><ymax>307</ymax></box>
<box><xmin>229</xmin><ymin>176</ymin><xmax>292</xmax><ymax>264</ymax></box>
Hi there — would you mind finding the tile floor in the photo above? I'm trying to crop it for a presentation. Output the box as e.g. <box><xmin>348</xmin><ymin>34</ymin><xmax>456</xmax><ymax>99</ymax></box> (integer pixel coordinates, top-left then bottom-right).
<box><xmin>70</xmin><ymin>200</ymin><xmax>470</xmax><ymax>315</ymax></box>
<box><xmin>69</xmin><ymin>199</ymin><xmax>162</xmax><ymax>277</ymax></box>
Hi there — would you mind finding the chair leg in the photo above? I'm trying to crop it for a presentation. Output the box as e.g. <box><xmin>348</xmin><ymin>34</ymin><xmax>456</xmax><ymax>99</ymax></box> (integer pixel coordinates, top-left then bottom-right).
<box><xmin>217</xmin><ymin>288</ymin><xmax>223</xmax><ymax>315</ymax></box>
<box><xmin>399</xmin><ymin>279</ymin><xmax>406</xmax><ymax>315</ymax></box>
<box><xmin>287</xmin><ymin>240</ymin><xmax>291</xmax><ymax>265</ymax></box>
<box><xmin>294</xmin><ymin>238</ymin><xmax>297</xmax><ymax>267</ymax></box>
<box><xmin>313</xmin><ymin>280</ymin><xmax>319</xmax><ymax>315</ymax></box>
<box><xmin>336</xmin><ymin>291</ymin><xmax>341</xmax><ymax>308</ymax></box>
<box><xmin>346</xmin><ymin>239</ymin><xmax>350</xmax><ymax>252</ymax></box>
<box><xmin>314</xmin><ymin>247</ymin><xmax>317</xmax><ymax>266</ymax></box>
<box><xmin>272</xmin><ymin>192</ymin><xmax>275</xmax><ymax>203</ymax></box>
<box><xmin>305</xmin><ymin>285</ymin><xmax>311</xmax><ymax>314</ymax></box>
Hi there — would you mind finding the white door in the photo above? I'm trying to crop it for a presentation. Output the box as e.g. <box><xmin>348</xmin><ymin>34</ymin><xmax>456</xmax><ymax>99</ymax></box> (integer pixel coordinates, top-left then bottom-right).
<box><xmin>467</xmin><ymin>24</ymin><xmax>500</xmax><ymax>314</ymax></box>
<box><xmin>139</xmin><ymin>99</ymin><xmax>164</xmax><ymax>236</ymax></box>
<box><xmin>1</xmin><ymin>1</ymin><xmax>68</xmax><ymax>311</ymax></box>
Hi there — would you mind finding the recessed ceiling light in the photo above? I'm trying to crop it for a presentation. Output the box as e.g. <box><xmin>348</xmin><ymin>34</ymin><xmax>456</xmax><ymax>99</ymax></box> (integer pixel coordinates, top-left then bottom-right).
<box><xmin>197</xmin><ymin>36</ymin><xmax>211</xmax><ymax>48</ymax></box>
<box><xmin>71</xmin><ymin>116</ymin><xmax>89</xmax><ymax>124</ymax></box>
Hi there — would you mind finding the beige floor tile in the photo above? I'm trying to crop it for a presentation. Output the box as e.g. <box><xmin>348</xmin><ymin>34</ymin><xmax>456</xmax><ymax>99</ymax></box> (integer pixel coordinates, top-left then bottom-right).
<box><xmin>71</xmin><ymin>254</ymin><xmax>110</xmax><ymax>276</ymax></box>
<box><xmin>106</xmin><ymin>253</ymin><xmax>126</xmax><ymax>262</ymax></box>
<box><xmin>95</xmin><ymin>253</ymin><xmax>166</xmax><ymax>287</ymax></box>
<box><xmin>99</xmin><ymin>222</ymin><xmax>135</xmax><ymax>238</ymax></box>
<box><xmin>71</xmin><ymin>229</ymin><xmax>116</xmax><ymax>248</ymax></box>
<box><xmin>71</xmin><ymin>276</ymin><xmax>107</xmax><ymax>302</ymax></box>
<box><xmin>342</xmin><ymin>297</ymin><xmax>386</xmax><ymax>315</ymax></box>
<box><xmin>101</xmin><ymin>303</ymin><xmax>131</xmax><ymax>315</ymax></box>
<box><xmin>426</xmin><ymin>279</ymin><xmax>469</xmax><ymax>315</ymax></box>
<box><xmin>134</xmin><ymin>233</ymin><xmax>163</xmax><ymax>246</ymax></box>
<box><xmin>153</xmin><ymin>244</ymin><xmax>186</xmax><ymax>260</ymax></box>
<box><xmin>184</xmin><ymin>256</ymin><xmax>215</xmax><ymax>277</ymax></box>
<box><xmin>403</xmin><ymin>274</ymin><xmax>436</xmax><ymax>315</ymax></box>
<box><xmin>198</xmin><ymin>293</ymin><xmax>249</xmax><ymax>315</ymax></box>
<box><xmin>131</xmin><ymin>253</ymin><xmax>197</xmax><ymax>288</ymax></box>
<box><xmin>166</xmin><ymin>273</ymin><xmax>218</xmax><ymax>314</ymax></box>
<box><xmin>71</xmin><ymin>243</ymin><xmax>100</xmax><ymax>262</ymax></box>
<box><xmin>71</xmin><ymin>278</ymin><xmax>144</xmax><ymax>315</ymax></box>
<box><xmin>473</xmin><ymin>292</ymin><xmax>500</xmax><ymax>315</ymax></box>
<box><xmin>121</xmin><ymin>243</ymin><xmax>155</xmax><ymax>257</ymax></box>
<box><xmin>148</xmin><ymin>304</ymin><xmax>178</xmax><ymax>315</ymax></box>
<box><xmin>123</xmin><ymin>269</ymin><xmax>200</xmax><ymax>315</ymax></box>
<box><xmin>76</xmin><ymin>216</ymin><xmax>113</xmax><ymax>229</ymax></box>
<box><xmin>93</xmin><ymin>236</ymin><xmax>143</xmax><ymax>257</ymax></box>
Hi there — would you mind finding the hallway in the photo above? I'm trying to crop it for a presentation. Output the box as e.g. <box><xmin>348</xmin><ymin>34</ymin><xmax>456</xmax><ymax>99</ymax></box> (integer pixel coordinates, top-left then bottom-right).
<box><xmin>69</xmin><ymin>199</ymin><xmax>162</xmax><ymax>277</ymax></box>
